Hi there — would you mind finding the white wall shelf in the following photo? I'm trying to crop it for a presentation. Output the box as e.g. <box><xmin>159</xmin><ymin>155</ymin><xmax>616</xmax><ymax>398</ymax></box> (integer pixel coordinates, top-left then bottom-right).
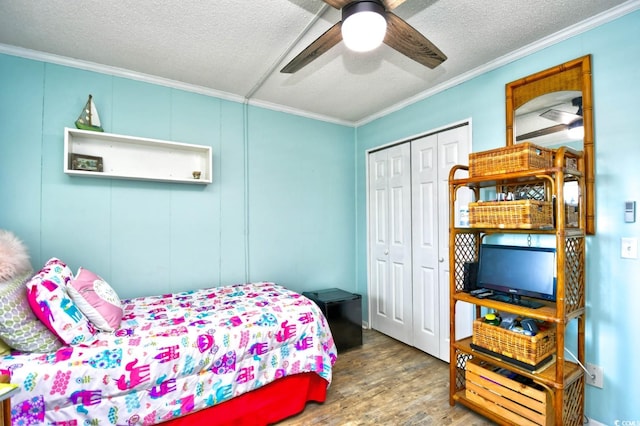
<box><xmin>63</xmin><ymin>127</ymin><xmax>212</xmax><ymax>184</ymax></box>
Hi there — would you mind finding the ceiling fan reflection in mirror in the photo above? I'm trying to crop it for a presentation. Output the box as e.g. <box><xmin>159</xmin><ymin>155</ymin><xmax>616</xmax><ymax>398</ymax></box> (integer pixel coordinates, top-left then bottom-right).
<box><xmin>280</xmin><ymin>0</ymin><xmax>447</xmax><ymax>73</ymax></box>
<box><xmin>516</xmin><ymin>96</ymin><xmax>584</xmax><ymax>142</ymax></box>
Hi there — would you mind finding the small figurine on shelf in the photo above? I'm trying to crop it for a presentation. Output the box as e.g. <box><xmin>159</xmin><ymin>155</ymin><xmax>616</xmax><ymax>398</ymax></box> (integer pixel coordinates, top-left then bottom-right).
<box><xmin>75</xmin><ymin>94</ymin><xmax>104</xmax><ymax>132</ymax></box>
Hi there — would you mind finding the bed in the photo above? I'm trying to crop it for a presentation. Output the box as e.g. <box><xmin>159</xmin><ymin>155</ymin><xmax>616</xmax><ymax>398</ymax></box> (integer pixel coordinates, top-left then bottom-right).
<box><xmin>0</xmin><ymin>277</ymin><xmax>337</xmax><ymax>425</ymax></box>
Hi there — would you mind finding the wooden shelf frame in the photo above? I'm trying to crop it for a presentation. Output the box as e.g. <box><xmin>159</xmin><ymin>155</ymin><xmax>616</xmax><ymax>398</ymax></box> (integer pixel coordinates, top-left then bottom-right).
<box><xmin>448</xmin><ymin>147</ymin><xmax>586</xmax><ymax>426</ymax></box>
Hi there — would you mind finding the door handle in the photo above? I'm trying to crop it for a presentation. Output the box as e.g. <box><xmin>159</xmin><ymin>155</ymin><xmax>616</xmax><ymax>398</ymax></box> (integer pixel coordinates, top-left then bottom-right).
<box><xmin>439</xmin><ymin>257</ymin><xmax>444</xmax><ymax>263</ymax></box>
<box><xmin>384</xmin><ymin>250</ymin><xmax>389</xmax><ymax>255</ymax></box>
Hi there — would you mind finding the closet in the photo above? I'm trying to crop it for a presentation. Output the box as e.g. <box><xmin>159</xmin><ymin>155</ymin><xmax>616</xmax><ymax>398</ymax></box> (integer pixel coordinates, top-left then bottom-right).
<box><xmin>367</xmin><ymin>124</ymin><xmax>474</xmax><ymax>361</ymax></box>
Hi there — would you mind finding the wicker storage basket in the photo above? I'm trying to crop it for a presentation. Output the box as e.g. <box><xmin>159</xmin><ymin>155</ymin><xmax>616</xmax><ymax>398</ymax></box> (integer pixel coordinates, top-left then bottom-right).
<box><xmin>469</xmin><ymin>143</ymin><xmax>553</xmax><ymax>177</ymax></box>
<box><xmin>468</xmin><ymin>200</ymin><xmax>553</xmax><ymax>229</ymax></box>
<box><xmin>472</xmin><ymin>319</ymin><xmax>556</xmax><ymax>366</ymax></box>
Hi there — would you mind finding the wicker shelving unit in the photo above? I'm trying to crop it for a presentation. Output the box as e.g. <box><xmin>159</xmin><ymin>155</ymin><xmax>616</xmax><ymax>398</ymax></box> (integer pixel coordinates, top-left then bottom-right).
<box><xmin>448</xmin><ymin>146</ymin><xmax>586</xmax><ymax>425</ymax></box>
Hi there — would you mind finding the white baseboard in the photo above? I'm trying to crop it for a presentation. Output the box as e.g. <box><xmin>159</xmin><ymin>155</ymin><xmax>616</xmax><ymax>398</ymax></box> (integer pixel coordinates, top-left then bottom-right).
<box><xmin>586</xmin><ymin>417</ymin><xmax>607</xmax><ymax>426</ymax></box>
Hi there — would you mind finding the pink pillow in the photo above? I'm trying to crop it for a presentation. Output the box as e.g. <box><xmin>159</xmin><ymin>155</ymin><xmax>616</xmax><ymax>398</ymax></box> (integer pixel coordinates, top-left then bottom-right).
<box><xmin>67</xmin><ymin>267</ymin><xmax>123</xmax><ymax>332</ymax></box>
<box><xmin>26</xmin><ymin>258</ymin><xmax>96</xmax><ymax>345</ymax></box>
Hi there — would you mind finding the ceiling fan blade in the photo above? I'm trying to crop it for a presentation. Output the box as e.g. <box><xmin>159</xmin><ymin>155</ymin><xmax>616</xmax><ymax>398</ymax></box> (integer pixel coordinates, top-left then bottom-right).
<box><xmin>540</xmin><ymin>108</ymin><xmax>580</xmax><ymax>124</ymax></box>
<box><xmin>322</xmin><ymin>0</ymin><xmax>352</xmax><ymax>9</ymax></box>
<box><xmin>383</xmin><ymin>0</ymin><xmax>407</xmax><ymax>10</ymax></box>
<box><xmin>383</xmin><ymin>12</ymin><xmax>447</xmax><ymax>69</ymax></box>
<box><xmin>516</xmin><ymin>124</ymin><xmax>567</xmax><ymax>142</ymax></box>
<box><xmin>280</xmin><ymin>21</ymin><xmax>343</xmax><ymax>73</ymax></box>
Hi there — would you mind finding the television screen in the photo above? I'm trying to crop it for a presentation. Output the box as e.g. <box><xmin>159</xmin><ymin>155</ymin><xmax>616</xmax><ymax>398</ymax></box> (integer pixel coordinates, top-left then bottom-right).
<box><xmin>476</xmin><ymin>244</ymin><xmax>556</xmax><ymax>305</ymax></box>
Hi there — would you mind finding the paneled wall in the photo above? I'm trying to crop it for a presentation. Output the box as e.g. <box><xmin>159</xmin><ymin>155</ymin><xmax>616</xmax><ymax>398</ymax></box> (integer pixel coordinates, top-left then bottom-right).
<box><xmin>0</xmin><ymin>54</ymin><xmax>356</xmax><ymax>299</ymax></box>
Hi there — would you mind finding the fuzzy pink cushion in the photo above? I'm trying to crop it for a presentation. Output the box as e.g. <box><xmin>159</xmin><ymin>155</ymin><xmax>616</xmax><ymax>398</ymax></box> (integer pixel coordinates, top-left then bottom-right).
<box><xmin>0</xmin><ymin>229</ymin><xmax>32</xmax><ymax>282</ymax></box>
<box><xmin>26</xmin><ymin>258</ymin><xmax>97</xmax><ymax>345</ymax></box>
<box><xmin>67</xmin><ymin>267</ymin><xmax>123</xmax><ymax>332</ymax></box>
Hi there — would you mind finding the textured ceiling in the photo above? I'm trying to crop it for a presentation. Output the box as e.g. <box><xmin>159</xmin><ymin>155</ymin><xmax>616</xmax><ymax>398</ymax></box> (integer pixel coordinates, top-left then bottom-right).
<box><xmin>0</xmin><ymin>0</ymin><xmax>636</xmax><ymax>125</ymax></box>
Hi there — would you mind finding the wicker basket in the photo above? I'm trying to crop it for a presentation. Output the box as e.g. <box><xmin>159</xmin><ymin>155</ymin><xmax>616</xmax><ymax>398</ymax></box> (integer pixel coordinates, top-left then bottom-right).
<box><xmin>468</xmin><ymin>200</ymin><xmax>553</xmax><ymax>229</ymax></box>
<box><xmin>470</xmin><ymin>143</ymin><xmax>553</xmax><ymax>177</ymax></box>
<box><xmin>472</xmin><ymin>319</ymin><xmax>556</xmax><ymax>366</ymax></box>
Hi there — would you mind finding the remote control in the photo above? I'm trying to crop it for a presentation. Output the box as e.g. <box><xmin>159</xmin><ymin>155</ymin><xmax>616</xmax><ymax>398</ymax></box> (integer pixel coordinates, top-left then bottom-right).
<box><xmin>470</xmin><ymin>288</ymin><xmax>488</xmax><ymax>296</ymax></box>
<box><xmin>475</xmin><ymin>291</ymin><xmax>494</xmax><ymax>299</ymax></box>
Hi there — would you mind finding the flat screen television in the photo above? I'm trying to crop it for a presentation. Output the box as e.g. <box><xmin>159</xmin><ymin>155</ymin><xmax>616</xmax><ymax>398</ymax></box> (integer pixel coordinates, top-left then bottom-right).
<box><xmin>476</xmin><ymin>244</ymin><xmax>556</xmax><ymax>308</ymax></box>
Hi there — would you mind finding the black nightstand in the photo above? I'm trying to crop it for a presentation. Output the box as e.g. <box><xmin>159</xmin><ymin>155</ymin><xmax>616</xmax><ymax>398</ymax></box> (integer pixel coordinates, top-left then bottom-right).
<box><xmin>303</xmin><ymin>288</ymin><xmax>362</xmax><ymax>352</ymax></box>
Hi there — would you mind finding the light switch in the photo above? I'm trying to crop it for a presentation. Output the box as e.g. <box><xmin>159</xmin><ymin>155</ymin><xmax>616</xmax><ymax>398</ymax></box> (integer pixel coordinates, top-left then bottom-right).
<box><xmin>621</xmin><ymin>237</ymin><xmax>638</xmax><ymax>259</ymax></box>
<box><xmin>625</xmin><ymin>201</ymin><xmax>636</xmax><ymax>223</ymax></box>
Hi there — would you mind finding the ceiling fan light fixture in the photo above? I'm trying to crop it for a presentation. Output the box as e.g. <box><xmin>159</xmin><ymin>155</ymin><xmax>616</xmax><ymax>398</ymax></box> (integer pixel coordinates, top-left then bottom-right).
<box><xmin>341</xmin><ymin>1</ymin><xmax>387</xmax><ymax>52</ymax></box>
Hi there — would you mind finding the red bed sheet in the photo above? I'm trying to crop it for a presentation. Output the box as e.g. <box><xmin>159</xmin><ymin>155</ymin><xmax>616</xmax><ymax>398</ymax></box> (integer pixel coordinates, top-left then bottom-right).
<box><xmin>162</xmin><ymin>372</ymin><xmax>328</xmax><ymax>426</ymax></box>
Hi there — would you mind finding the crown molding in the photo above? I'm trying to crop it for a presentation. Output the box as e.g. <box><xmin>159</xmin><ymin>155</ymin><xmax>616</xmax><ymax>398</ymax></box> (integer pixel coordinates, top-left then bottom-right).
<box><xmin>245</xmin><ymin>98</ymin><xmax>353</xmax><ymax>127</ymax></box>
<box><xmin>0</xmin><ymin>43</ymin><xmax>352</xmax><ymax>127</ymax></box>
<box><xmin>1</xmin><ymin>0</ymin><xmax>638</xmax><ymax>129</ymax></box>
<box><xmin>355</xmin><ymin>0</ymin><xmax>640</xmax><ymax>127</ymax></box>
<box><xmin>0</xmin><ymin>44</ymin><xmax>247</xmax><ymax>105</ymax></box>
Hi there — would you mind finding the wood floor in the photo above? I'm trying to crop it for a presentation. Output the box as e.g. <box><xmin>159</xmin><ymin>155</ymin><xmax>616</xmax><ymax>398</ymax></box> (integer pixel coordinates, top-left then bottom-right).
<box><xmin>279</xmin><ymin>329</ymin><xmax>495</xmax><ymax>426</ymax></box>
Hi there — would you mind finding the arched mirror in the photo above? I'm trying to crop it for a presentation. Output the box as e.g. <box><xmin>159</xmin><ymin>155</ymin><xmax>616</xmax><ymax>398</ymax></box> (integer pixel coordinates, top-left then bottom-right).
<box><xmin>506</xmin><ymin>55</ymin><xmax>595</xmax><ymax>234</ymax></box>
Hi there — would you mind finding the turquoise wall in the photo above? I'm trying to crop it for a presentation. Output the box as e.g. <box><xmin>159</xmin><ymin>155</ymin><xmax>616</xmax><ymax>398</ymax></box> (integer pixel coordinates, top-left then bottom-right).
<box><xmin>247</xmin><ymin>107</ymin><xmax>356</xmax><ymax>287</ymax></box>
<box><xmin>0</xmin><ymin>55</ymin><xmax>356</xmax><ymax>299</ymax></box>
<box><xmin>356</xmin><ymin>10</ymin><xmax>640</xmax><ymax>424</ymax></box>
<box><xmin>1</xmin><ymin>8</ymin><xmax>639</xmax><ymax>425</ymax></box>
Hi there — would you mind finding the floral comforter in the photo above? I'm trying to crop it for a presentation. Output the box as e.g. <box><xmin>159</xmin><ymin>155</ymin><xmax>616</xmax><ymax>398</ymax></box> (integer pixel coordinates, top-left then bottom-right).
<box><xmin>1</xmin><ymin>282</ymin><xmax>337</xmax><ymax>425</ymax></box>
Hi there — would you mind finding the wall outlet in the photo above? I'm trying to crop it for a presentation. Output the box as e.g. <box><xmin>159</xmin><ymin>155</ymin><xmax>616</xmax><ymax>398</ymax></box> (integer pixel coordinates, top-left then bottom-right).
<box><xmin>586</xmin><ymin>363</ymin><xmax>604</xmax><ymax>388</ymax></box>
<box><xmin>621</xmin><ymin>237</ymin><xmax>638</xmax><ymax>259</ymax></box>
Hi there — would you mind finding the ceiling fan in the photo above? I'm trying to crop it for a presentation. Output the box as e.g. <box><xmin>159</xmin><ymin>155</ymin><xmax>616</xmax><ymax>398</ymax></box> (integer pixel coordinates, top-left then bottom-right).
<box><xmin>280</xmin><ymin>0</ymin><xmax>447</xmax><ymax>73</ymax></box>
<box><xmin>516</xmin><ymin>96</ymin><xmax>583</xmax><ymax>142</ymax></box>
